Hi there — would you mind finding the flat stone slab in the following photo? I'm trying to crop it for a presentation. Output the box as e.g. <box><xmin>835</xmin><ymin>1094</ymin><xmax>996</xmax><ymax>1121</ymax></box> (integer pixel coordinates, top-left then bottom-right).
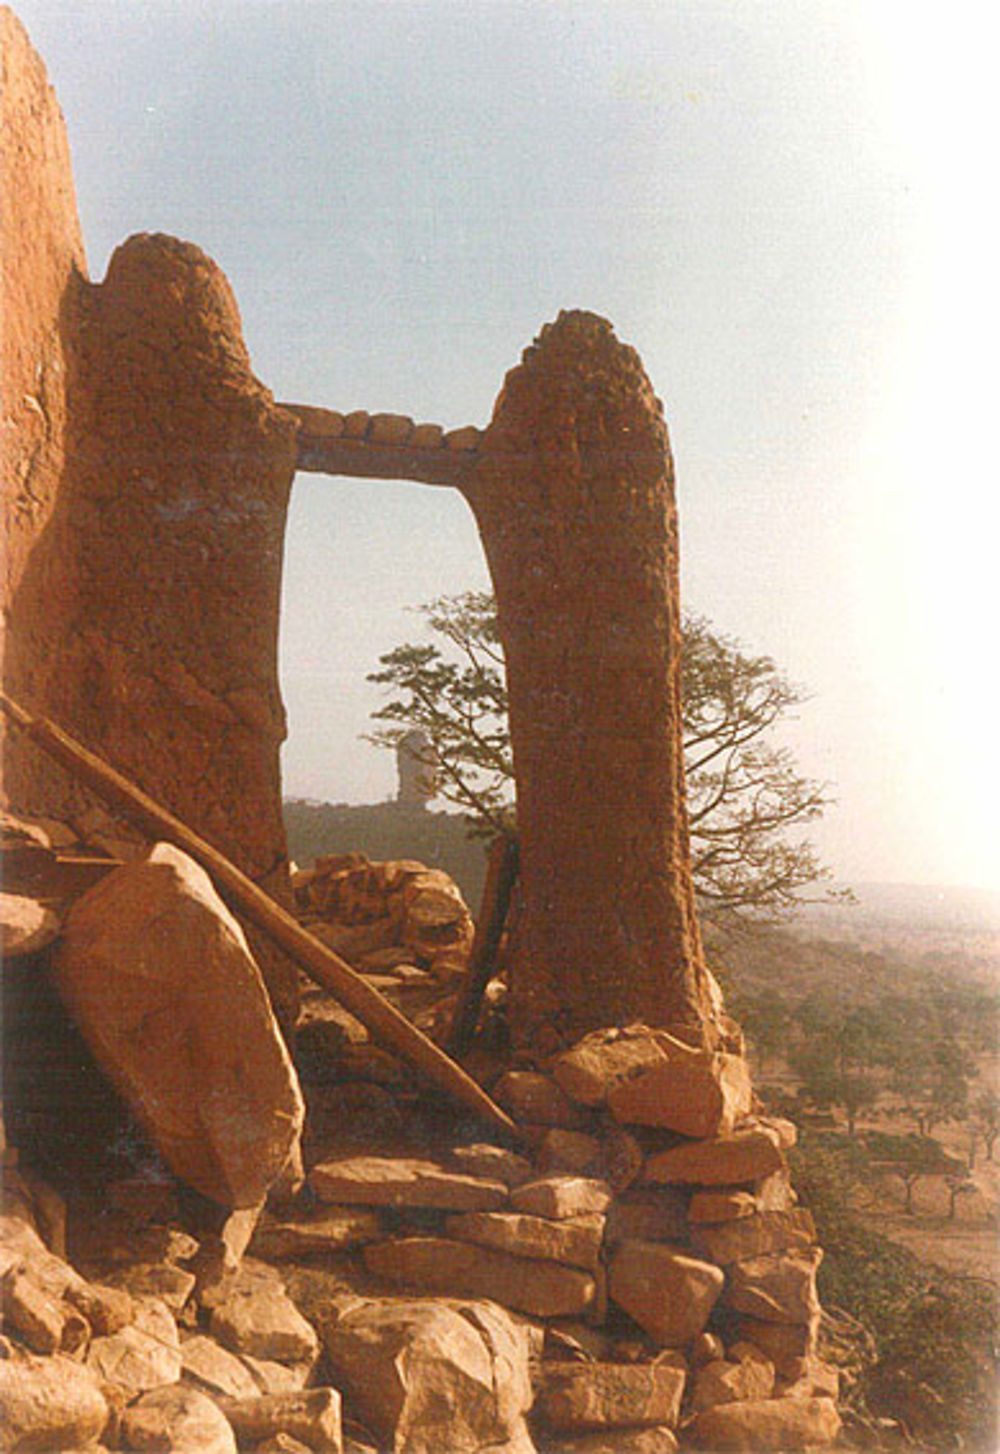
<box><xmin>687</xmin><ymin>1395</ymin><xmax>841</xmax><ymax>1450</ymax></box>
<box><xmin>643</xmin><ymin>1127</ymin><xmax>786</xmax><ymax>1186</ymax></box>
<box><xmin>250</xmin><ymin>1208</ymin><xmax>382</xmax><ymax>1260</ymax></box>
<box><xmin>310</xmin><ymin>1156</ymin><xmax>508</xmax><ymax>1211</ymax></box>
<box><xmin>444</xmin><ymin>1211</ymin><xmax>605</xmax><ymax>1272</ymax></box>
<box><xmin>608</xmin><ymin>1241</ymin><xmax>723</xmax><ymax>1348</ymax></box>
<box><xmin>691</xmin><ymin>1208</ymin><xmax>816</xmax><ymax>1266</ymax></box>
<box><xmin>510</xmin><ymin>1175</ymin><xmax>612</xmax><ymax>1220</ymax></box>
<box><xmin>364</xmin><ymin>1236</ymin><xmax>596</xmax><ymax>1318</ymax></box>
<box><xmin>536</xmin><ymin>1360</ymin><xmax>686</xmax><ymax>1432</ymax></box>
<box><xmin>447</xmin><ymin>1143</ymin><xmax>535</xmax><ymax>1187</ymax></box>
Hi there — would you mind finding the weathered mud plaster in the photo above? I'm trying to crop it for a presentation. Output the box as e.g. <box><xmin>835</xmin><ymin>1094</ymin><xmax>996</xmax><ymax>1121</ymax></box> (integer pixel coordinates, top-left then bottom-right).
<box><xmin>466</xmin><ymin>313</ymin><xmax>714</xmax><ymax>1050</ymax></box>
<box><xmin>1</xmin><ymin>14</ymin><xmax>299</xmax><ymax>1027</ymax></box>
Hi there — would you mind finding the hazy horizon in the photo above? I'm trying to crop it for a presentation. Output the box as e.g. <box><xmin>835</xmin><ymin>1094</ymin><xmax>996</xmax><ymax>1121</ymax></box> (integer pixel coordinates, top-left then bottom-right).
<box><xmin>15</xmin><ymin>0</ymin><xmax>999</xmax><ymax>893</ymax></box>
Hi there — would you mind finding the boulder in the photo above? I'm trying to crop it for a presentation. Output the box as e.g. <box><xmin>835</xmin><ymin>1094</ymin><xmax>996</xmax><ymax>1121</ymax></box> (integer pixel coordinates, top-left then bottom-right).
<box><xmin>0</xmin><ymin>892</ymin><xmax>60</xmax><ymax>959</ymax></box>
<box><xmin>494</xmin><ymin>1071</ymin><xmax>591</xmax><ymax>1128</ymax></box>
<box><xmin>321</xmin><ymin>1295</ymin><xmax>536</xmax><ymax>1454</ymax></box>
<box><xmin>689</xmin><ymin>1354</ymin><xmax>775</xmax><ymax>1412</ymax></box>
<box><xmin>643</xmin><ymin>1126</ymin><xmax>786</xmax><ymax>1186</ymax></box>
<box><xmin>606</xmin><ymin>1187</ymin><xmax>689</xmax><ymax>1245</ymax></box>
<box><xmin>448</xmin><ymin>1143</ymin><xmax>535</xmax><ymax>1188</ymax></box>
<box><xmin>735</xmin><ymin>1316</ymin><xmax>820</xmax><ymax>1377</ymax></box>
<box><xmin>546</xmin><ymin>1429</ymin><xmax>678</xmax><ymax>1454</ymax></box>
<box><xmin>105</xmin><ymin>1259</ymin><xmax>196</xmax><ymax>1313</ymax></box>
<box><xmin>510</xmin><ymin>1176</ymin><xmax>612</xmax><ymax>1220</ymax></box>
<box><xmin>608</xmin><ymin>1242</ymin><xmax>723</xmax><ymax>1347</ymax></box>
<box><xmin>122</xmin><ymin>1384</ymin><xmax>237</xmax><ymax>1453</ymax></box>
<box><xmin>0</xmin><ymin>1350</ymin><xmax>109</xmax><ymax>1452</ymax></box>
<box><xmin>723</xmin><ymin>1248</ymin><xmax>823</xmax><ymax>1324</ymax></box>
<box><xmin>310</xmin><ymin>1156</ymin><xmax>507</xmax><ymax>1211</ymax></box>
<box><xmin>220</xmin><ymin>1390</ymin><xmax>342</xmax><ymax>1454</ymax></box>
<box><xmin>687</xmin><ymin>1190</ymin><xmax>757</xmax><ymax>1224</ymax></box>
<box><xmin>536</xmin><ymin>1360</ymin><xmax>686</xmax><ymax>1431</ymax></box>
<box><xmin>691</xmin><ymin>1208</ymin><xmax>816</xmax><ymax>1266</ymax></box>
<box><xmin>181</xmin><ymin>1333</ymin><xmax>262</xmax><ymax>1400</ymax></box>
<box><xmin>444</xmin><ymin>1211</ymin><xmax>604</xmax><ymax>1272</ymax></box>
<box><xmin>364</xmin><ymin>1237</ymin><xmax>596</xmax><ymax>1318</ymax></box>
<box><xmin>607</xmin><ymin>1044</ymin><xmax>752</xmax><ymax>1139</ymax></box>
<box><xmin>686</xmin><ymin>1395</ymin><xmax>841</xmax><ymax>1450</ymax></box>
<box><xmin>53</xmin><ymin>844</ymin><xmax>304</xmax><ymax>1208</ymax></box>
<box><xmin>251</xmin><ymin>1207</ymin><xmax>382</xmax><ymax>1260</ymax></box>
<box><xmin>209</xmin><ymin>1260</ymin><xmax>320</xmax><ymax>1365</ymax></box>
<box><xmin>550</xmin><ymin>1026</ymin><xmax>668</xmax><ymax>1105</ymax></box>
<box><xmin>85</xmin><ymin>1294</ymin><xmax>182</xmax><ymax>1396</ymax></box>
<box><xmin>536</xmin><ymin>1129</ymin><xmax>604</xmax><ymax>1176</ymax></box>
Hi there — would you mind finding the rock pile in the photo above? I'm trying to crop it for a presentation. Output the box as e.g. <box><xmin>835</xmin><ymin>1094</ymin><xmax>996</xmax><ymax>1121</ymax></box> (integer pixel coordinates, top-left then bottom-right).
<box><xmin>293</xmin><ymin>852</ymin><xmax>475</xmax><ymax>990</ymax></box>
<box><xmin>1</xmin><ymin>811</ymin><xmax>843</xmax><ymax>1451</ymax></box>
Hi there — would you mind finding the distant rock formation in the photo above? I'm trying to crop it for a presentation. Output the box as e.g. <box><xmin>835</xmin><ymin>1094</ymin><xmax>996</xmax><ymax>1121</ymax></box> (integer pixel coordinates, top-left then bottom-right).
<box><xmin>396</xmin><ymin>729</ymin><xmax>439</xmax><ymax>807</ymax></box>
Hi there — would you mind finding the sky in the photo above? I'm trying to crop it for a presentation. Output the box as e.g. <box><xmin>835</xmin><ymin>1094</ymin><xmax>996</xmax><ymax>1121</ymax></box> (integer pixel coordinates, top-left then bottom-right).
<box><xmin>15</xmin><ymin>0</ymin><xmax>999</xmax><ymax>892</ymax></box>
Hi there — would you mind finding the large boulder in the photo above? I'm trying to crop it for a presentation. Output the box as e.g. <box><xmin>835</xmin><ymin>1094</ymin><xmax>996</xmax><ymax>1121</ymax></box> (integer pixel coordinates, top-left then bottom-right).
<box><xmin>320</xmin><ymin>1295</ymin><xmax>537</xmax><ymax>1454</ymax></box>
<box><xmin>0</xmin><ymin>1350</ymin><xmax>109</xmax><ymax>1453</ymax></box>
<box><xmin>607</xmin><ymin>1242</ymin><xmax>723</xmax><ymax>1347</ymax></box>
<box><xmin>53</xmin><ymin>843</ymin><xmax>304</xmax><ymax>1207</ymax></box>
<box><xmin>122</xmin><ymin>1385</ymin><xmax>238</xmax><ymax>1453</ymax></box>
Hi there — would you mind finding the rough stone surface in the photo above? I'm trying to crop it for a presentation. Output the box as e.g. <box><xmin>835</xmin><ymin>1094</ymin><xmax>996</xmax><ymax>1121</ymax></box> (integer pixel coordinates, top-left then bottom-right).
<box><xmin>736</xmin><ymin>1316</ymin><xmax>820</xmax><ymax>1377</ymax></box>
<box><xmin>53</xmin><ymin>843</ymin><xmax>304</xmax><ymax>1207</ymax></box>
<box><xmin>2</xmin><ymin>210</ymin><xmax>301</xmax><ymax>1026</ymax></box>
<box><xmin>546</xmin><ymin>1429</ymin><xmax>678</xmax><ymax>1454</ymax></box>
<box><xmin>689</xmin><ymin>1354</ymin><xmax>775</xmax><ymax>1412</ymax></box>
<box><xmin>607</xmin><ymin>1041</ymin><xmax>752</xmax><ymax>1139</ymax></box>
<box><xmin>723</xmin><ymin>1248</ymin><xmax>823</xmax><ymax>1325</ymax></box>
<box><xmin>209</xmin><ymin>1261</ymin><xmax>320</xmax><ymax>1365</ymax></box>
<box><xmin>310</xmin><ymin>1156</ymin><xmax>507</xmax><ymax>1211</ymax></box>
<box><xmin>643</xmin><ymin>1126</ymin><xmax>786</xmax><ymax>1186</ymax></box>
<box><xmin>0</xmin><ymin>892</ymin><xmax>61</xmax><ymax>959</ymax></box>
<box><xmin>181</xmin><ymin>1333</ymin><xmax>262</xmax><ymax>1400</ymax></box>
<box><xmin>85</xmin><ymin>1294</ymin><xmax>182</xmax><ymax>1395</ymax></box>
<box><xmin>536</xmin><ymin>1360</ymin><xmax>686</xmax><ymax>1432</ymax></box>
<box><xmin>536</xmin><ymin>1129</ymin><xmax>604</xmax><ymax>1176</ymax></box>
<box><xmin>608</xmin><ymin>1241</ymin><xmax>723</xmax><ymax>1347</ymax></box>
<box><xmin>220</xmin><ymin>1390</ymin><xmax>343</xmax><ymax>1454</ymax></box>
<box><xmin>0</xmin><ymin>1349</ymin><xmax>109</xmax><ymax>1453</ymax></box>
<box><xmin>251</xmin><ymin>1207</ymin><xmax>382</xmax><ymax>1260</ymax></box>
<box><xmin>494</xmin><ymin>1071</ymin><xmax>591</xmax><ymax>1128</ymax></box>
<box><xmin>364</xmin><ymin>1237</ymin><xmax>596</xmax><ymax>1318</ymax></box>
<box><xmin>321</xmin><ymin>1295</ymin><xmax>536</xmax><ymax>1454</ymax></box>
<box><xmin>447</xmin><ymin>1143</ymin><xmax>535</xmax><ymax>1188</ymax></box>
<box><xmin>509</xmin><ymin>1175</ymin><xmax>612</xmax><ymax>1220</ymax></box>
<box><xmin>687</xmin><ymin>1190</ymin><xmax>757</xmax><ymax>1224</ymax></box>
<box><xmin>444</xmin><ymin>1211</ymin><xmax>604</xmax><ymax>1272</ymax></box>
<box><xmin>606</xmin><ymin>1187</ymin><xmax>689</xmax><ymax>1245</ymax></box>
<box><xmin>122</xmin><ymin>1384</ymin><xmax>238</xmax><ymax>1453</ymax></box>
<box><xmin>691</xmin><ymin>1208</ymin><xmax>816</xmax><ymax>1266</ymax></box>
<box><xmin>687</xmin><ymin>1395</ymin><xmax>841</xmax><ymax>1450</ymax></box>
<box><xmin>467</xmin><ymin>312</ymin><xmax>714</xmax><ymax>1050</ymax></box>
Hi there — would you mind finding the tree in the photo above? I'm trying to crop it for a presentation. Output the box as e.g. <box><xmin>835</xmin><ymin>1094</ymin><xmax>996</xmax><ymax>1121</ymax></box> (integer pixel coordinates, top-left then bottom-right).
<box><xmin>972</xmin><ymin>1090</ymin><xmax>1000</xmax><ymax>1162</ymax></box>
<box><xmin>889</xmin><ymin>1040</ymin><xmax>975</xmax><ymax>1139</ymax></box>
<box><xmin>864</xmin><ymin>1132</ymin><xmax>963</xmax><ymax>1215</ymax></box>
<box><xmin>367</xmin><ymin>593</ymin><xmax>835</xmax><ymax>921</ymax></box>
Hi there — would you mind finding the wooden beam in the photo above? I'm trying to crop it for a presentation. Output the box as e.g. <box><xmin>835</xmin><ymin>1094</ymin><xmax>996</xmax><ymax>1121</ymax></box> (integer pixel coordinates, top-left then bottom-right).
<box><xmin>0</xmin><ymin>693</ymin><xmax>519</xmax><ymax>1143</ymax></box>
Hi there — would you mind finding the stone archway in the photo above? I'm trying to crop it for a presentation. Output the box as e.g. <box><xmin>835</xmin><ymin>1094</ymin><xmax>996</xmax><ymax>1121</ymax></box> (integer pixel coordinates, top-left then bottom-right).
<box><xmin>2</xmin><ymin>9</ymin><xmax>712</xmax><ymax>1050</ymax></box>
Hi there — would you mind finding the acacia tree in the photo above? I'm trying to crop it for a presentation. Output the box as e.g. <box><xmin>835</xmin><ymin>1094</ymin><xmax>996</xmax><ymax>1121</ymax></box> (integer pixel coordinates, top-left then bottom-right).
<box><xmin>367</xmin><ymin>591</ymin><xmax>836</xmax><ymax>920</ymax></box>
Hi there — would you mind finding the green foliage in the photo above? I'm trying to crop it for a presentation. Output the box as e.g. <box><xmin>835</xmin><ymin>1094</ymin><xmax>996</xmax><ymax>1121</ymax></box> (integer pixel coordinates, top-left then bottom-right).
<box><xmin>790</xmin><ymin>1130</ymin><xmax>999</xmax><ymax>1449</ymax></box>
<box><xmin>367</xmin><ymin>594</ymin><xmax>836</xmax><ymax>919</ymax></box>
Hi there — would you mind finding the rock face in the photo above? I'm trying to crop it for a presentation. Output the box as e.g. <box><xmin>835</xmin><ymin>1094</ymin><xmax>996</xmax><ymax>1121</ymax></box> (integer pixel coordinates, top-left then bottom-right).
<box><xmin>467</xmin><ymin>312</ymin><xmax>714</xmax><ymax>1050</ymax></box>
<box><xmin>54</xmin><ymin>843</ymin><xmax>304</xmax><ymax>1207</ymax></box>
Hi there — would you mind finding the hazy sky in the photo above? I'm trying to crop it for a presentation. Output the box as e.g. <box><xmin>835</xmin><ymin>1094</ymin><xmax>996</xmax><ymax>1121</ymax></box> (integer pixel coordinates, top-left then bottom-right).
<box><xmin>16</xmin><ymin>1</ymin><xmax>999</xmax><ymax>891</ymax></box>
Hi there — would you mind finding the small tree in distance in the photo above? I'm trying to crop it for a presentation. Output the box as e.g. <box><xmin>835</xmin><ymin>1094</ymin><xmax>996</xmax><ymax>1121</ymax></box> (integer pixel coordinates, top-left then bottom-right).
<box><xmin>367</xmin><ymin>591</ymin><xmax>839</xmax><ymax>922</ymax></box>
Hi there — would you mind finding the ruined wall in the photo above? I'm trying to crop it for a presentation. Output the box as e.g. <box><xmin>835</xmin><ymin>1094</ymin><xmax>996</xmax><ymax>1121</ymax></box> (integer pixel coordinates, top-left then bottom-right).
<box><xmin>1</xmin><ymin>15</ymin><xmax>299</xmax><ymax>1027</ymax></box>
<box><xmin>468</xmin><ymin>313</ymin><xmax>713</xmax><ymax>1051</ymax></box>
<box><xmin>0</xmin><ymin>6</ymin><xmax>85</xmax><ymax>616</ymax></box>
